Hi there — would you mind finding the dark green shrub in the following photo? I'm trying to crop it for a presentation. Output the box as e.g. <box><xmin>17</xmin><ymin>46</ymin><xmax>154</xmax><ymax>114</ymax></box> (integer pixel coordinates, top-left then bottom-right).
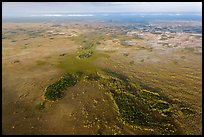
<box><xmin>84</xmin><ymin>73</ymin><xmax>100</xmax><ymax>81</ymax></box>
<box><xmin>44</xmin><ymin>73</ymin><xmax>79</xmax><ymax>101</ymax></box>
<box><xmin>78</xmin><ymin>51</ymin><xmax>93</xmax><ymax>59</ymax></box>
<box><xmin>97</xmin><ymin>70</ymin><xmax>179</xmax><ymax>135</ymax></box>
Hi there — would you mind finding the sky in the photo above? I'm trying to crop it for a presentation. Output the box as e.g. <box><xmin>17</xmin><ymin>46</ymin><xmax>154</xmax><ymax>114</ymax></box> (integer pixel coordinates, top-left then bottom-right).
<box><xmin>2</xmin><ymin>2</ymin><xmax>202</xmax><ymax>17</ymax></box>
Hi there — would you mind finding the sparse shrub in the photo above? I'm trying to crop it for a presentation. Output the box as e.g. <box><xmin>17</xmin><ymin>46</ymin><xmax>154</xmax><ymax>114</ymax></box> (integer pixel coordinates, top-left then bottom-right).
<box><xmin>173</xmin><ymin>60</ymin><xmax>178</xmax><ymax>64</ymax></box>
<box><xmin>181</xmin><ymin>107</ymin><xmax>195</xmax><ymax>116</ymax></box>
<box><xmin>59</xmin><ymin>53</ymin><xmax>66</xmax><ymax>56</ymax></box>
<box><xmin>129</xmin><ymin>61</ymin><xmax>134</xmax><ymax>65</ymax></box>
<box><xmin>11</xmin><ymin>40</ymin><xmax>17</xmax><ymax>42</ymax></box>
<box><xmin>82</xmin><ymin>42</ymin><xmax>94</xmax><ymax>50</ymax></box>
<box><xmin>84</xmin><ymin>73</ymin><xmax>100</xmax><ymax>81</ymax></box>
<box><xmin>14</xmin><ymin>60</ymin><xmax>20</xmax><ymax>63</ymax></box>
<box><xmin>123</xmin><ymin>53</ymin><xmax>129</xmax><ymax>56</ymax></box>
<box><xmin>37</xmin><ymin>101</ymin><xmax>46</xmax><ymax>110</ymax></box>
<box><xmin>78</xmin><ymin>51</ymin><xmax>93</xmax><ymax>59</ymax></box>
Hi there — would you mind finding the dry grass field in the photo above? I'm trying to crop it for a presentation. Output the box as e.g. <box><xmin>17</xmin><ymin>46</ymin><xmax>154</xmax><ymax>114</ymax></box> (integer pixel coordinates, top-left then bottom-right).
<box><xmin>2</xmin><ymin>21</ymin><xmax>202</xmax><ymax>135</ymax></box>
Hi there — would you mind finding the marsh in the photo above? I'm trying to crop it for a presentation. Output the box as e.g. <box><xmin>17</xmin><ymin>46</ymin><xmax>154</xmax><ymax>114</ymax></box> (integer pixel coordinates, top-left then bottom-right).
<box><xmin>2</xmin><ymin>3</ymin><xmax>202</xmax><ymax>135</ymax></box>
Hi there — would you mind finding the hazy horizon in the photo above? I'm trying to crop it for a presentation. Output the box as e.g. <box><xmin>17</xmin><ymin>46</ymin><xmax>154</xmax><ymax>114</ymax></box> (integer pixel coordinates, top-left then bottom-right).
<box><xmin>3</xmin><ymin>2</ymin><xmax>202</xmax><ymax>17</ymax></box>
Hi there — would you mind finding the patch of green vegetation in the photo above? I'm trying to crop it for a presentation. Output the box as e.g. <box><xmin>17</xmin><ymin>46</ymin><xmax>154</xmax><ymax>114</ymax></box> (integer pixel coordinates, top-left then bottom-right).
<box><xmin>173</xmin><ymin>60</ymin><xmax>178</xmax><ymax>64</ymax></box>
<box><xmin>59</xmin><ymin>53</ymin><xmax>96</xmax><ymax>73</ymax></box>
<box><xmin>46</xmin><ymin>63</ymin><xmax>182</xmax><ymax>134</ymax></box>
<box><xmin>129</xmin><ymin>61</ymin><xmax>134</xmax><ymax>65</ymax></box>
<box><xmin>74</xmin><ymin>71</ymin><xmax>84</xmax><ymax>79</ymax></box>
<box><xmin>136</xmin><ymin>89</ymin><xmax>161</xmax><ymax>102</ymax></box>
<box><xmin>54</xmin><ymin>32</ymin><xmax>183</xmax><ymax>134</ymax></box>
<box><xmin>149</xmin><ymin>47</ymin><xmax>153</xmax><ymax>52</ymax></box>
<box><xmin>104</xmin><ymin>50</ymin><xmax>116</xmax><ymax>54</ymax></box>
<box><xmin>123</xmin><ymin>53</ymin><xmax>129</xmax><ymax>56</ymax></box>
<box><xmin>82</xmin><ymin>41</ymin><xmax>94</xmax><ymax>50</ymax></box>
<box><xmin>11</xmin><ymin>40</ymin><xmax>17</xmax><ymax>42</ymax></box>
<box><xmin>14</xmin><ymin>60</ymin><xmax>20</xmax><ymax>63</ymax></box>
<box><xmin>59</xmin><ymin>53</ymin><xmax>66</xmax><ymax>56</ymax></box>
<box><xmin>78</xmin><ymin>51</ymin><xmax>94</xmax><ymax>59</ymax></box>
<box><xmin>44</xmin><ymin>73</ymin><xmax>81</xmax><ymax>101</ymax></box>
<box><xmin>160</xmin><ymin>37</ymin><xmax>168</xmax><ymax>41</ymax></box>
<box><xmin>72</xmin><ymin>33</ymin><xmax>102</xmax><ymax>50</ymax></box>
<box><xmin>180</xmin><ymin>107</ymin><xmax>195</xmax><ymax>116</ymax></box>
<box><xmin>96</xmin><ymin>129</ymin><xmax>103</xmax><ymax>135</ymax></box>
<box><xmin>51</xmin><ymin>24</ymin><xmax>62</xmax><ymax>27</ymax></box>
<box><xmin>152</xmin><ymin>100</ymin><xmax>170</xmax><ymax>110</ymax></box>
<box><xmin>58</xmin><ymin>51</ymin><xmax>108</xmax><ymax>74</ymax></box>
<box><xmin>36</xmin><ymin>101</ymin><xmax>46</xmax><ymax>110</ymax></box>
<box><xmin>96</xmin><ymin>70</ymin><xmax>179</xmax><ymax>135</ymax></box>
<box><xmin>111</xmin><ymin>91</ymin><xmax>177</xmax><ymax>135</ymax></box>
<box><xmin>71</xmin><ymin>34</ymin><xmax>104</xmax><ymax>61</ymax></box>
<box><xmin>84</xmin><ymin>73</ymin><xmax>100</xmax><ymax>81</ymax></box>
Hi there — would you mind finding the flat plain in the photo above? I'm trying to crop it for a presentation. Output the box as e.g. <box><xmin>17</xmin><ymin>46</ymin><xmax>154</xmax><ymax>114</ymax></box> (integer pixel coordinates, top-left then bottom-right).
<box><xmin>2</xmin><ymin>20</ymin><xmax>202</xmax><ymax>135</ymax></box>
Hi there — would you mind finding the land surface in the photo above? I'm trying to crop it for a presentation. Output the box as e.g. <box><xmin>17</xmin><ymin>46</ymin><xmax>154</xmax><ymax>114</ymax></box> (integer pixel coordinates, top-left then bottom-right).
<box><xmin>2</xmin><ymin>20</ymin><xmax>202</xmax><ymax>135</ymax></box>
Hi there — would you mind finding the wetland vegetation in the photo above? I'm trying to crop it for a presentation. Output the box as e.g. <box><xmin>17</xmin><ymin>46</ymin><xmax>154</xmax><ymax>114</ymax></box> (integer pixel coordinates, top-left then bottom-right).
<box><xmin>2</xmin><ymin>9</ymin><xmax>201</xmax><ymax>135</ymax></box>
<box><xmin>44</xmin><ymin>73</ymin><xmax>80</xmax><ymax>101</ymax></box>
<box><xmin>43</xmin><ymin>67</ymin><xmax>196</xmax><ymax>135</ymax></box>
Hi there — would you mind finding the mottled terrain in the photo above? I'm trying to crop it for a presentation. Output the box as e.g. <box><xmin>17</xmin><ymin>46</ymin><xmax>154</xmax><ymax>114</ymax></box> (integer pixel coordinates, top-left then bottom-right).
<box><xmin>2</xmin><ymin>21</ymin><xmax>202</xmax><ymax>135</ymax></box>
